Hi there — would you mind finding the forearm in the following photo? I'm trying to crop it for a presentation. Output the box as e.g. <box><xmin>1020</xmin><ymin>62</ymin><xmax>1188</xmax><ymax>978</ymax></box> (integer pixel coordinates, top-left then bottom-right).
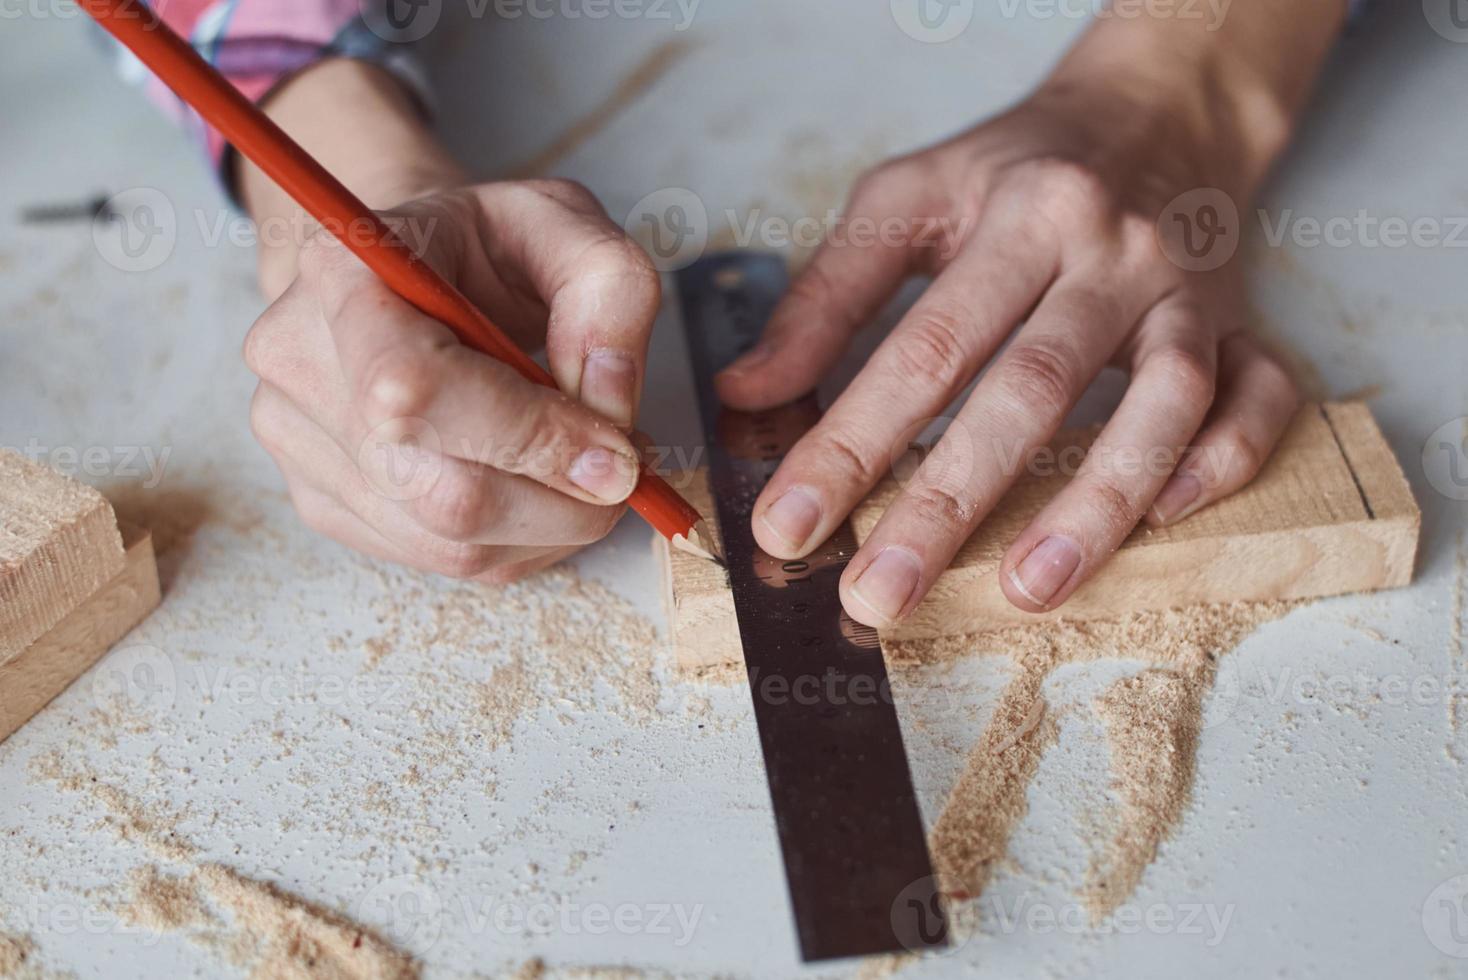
<box><xmin>1043</xmin><ymin>1</ymin><xmax>1348</xmax><ymax>198</ymax></box>
<box><xmin>237</xmin><ymin>59</ymin><xmax>469</xmax><ymax>299</ymax></box>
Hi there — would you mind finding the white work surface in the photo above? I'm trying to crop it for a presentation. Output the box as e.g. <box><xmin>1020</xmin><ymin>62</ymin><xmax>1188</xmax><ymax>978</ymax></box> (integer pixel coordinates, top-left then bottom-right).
<box><xmin>2</xmin><ymin>2</ymin><xmax>1467</xmax><ymax>977</ymax></box>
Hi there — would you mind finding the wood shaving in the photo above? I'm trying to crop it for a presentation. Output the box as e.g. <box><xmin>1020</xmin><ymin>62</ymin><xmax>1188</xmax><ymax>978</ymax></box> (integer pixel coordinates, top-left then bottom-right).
<box><xmin>0</xmin><ymin>932</ymin><xmax>72</xmax><ymax>980</ymax></box>
<box><xmin>895</xmin><ymin>600</ymin><xmax>1293</xmax><ymax>912</ymax></box>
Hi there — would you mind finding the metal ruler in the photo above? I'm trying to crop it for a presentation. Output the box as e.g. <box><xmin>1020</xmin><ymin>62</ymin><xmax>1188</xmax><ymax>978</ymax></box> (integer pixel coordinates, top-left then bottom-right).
<box><xmin>676</xmin><ymin>252</ymin><xmax>947</xmax><ymax>962</ymax></box>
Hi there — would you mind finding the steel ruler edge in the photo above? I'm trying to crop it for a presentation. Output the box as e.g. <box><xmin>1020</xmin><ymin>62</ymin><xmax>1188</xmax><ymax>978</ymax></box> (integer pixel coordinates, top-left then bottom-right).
<box><xmin>675</xmin><ymin>251</ymin><xmax>948</xmax><ymax>962</ymax></box>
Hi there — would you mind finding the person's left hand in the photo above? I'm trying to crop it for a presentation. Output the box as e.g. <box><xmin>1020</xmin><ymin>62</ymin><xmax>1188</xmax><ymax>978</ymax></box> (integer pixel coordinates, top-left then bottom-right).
<box><xmin>715</xmin><ymin>81</ymin><xmax>1299</xmax><ymax>628</ymax></box>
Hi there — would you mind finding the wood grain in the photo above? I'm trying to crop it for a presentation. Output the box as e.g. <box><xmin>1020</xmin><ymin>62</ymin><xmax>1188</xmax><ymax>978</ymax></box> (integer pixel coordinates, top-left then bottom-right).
<box><xmin>0</xmin><ymin>522</ymin><xmax>160</xmax><ymax>743</ymax></box>
<box><xmin>658</xmin><ymin>402</ymin><xmax>1420</xmax><ymax>670</ymax></box>
<box><xmin>1</xmin><ymin>450</ymin><xmax>126</xmax><ymax>661</ymax></box>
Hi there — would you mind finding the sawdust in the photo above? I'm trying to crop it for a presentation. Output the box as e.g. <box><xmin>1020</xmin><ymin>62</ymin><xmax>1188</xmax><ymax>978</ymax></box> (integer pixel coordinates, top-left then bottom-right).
<box><xmin>0</xmin><ymin>932</ymin><xmax>72</xmax><ymax>980</ymax></box>
<box><xmin>893</xmin><ymin>600</ymin><xmax>1293</xmax><ymax>915</ymax></box>
<box><xmin>32</xmin><ymin>759</ymin><xmax>418</xmax><ymax>980</ymax></box>
<box><xmin>1448</xmin><ymin>531</ymin><xmax>1467</xmax><ymax>765</ymax></box>
<box><xmin>123</xmin><ymin>865</ymin><xmax>215</xmax><ymax>934</ymax></box>
<box><xmin>192</xmin><ymin>864</ymin><xmax>417</xmax><ymax>980</ymax></box>
<box><xmin>508</xmin><ymin>39</ymin><xmax>694</xmax><ymax>179</ymax></box>
<box><xmin>351</xmin><ymin>561</ymin><xmax>662</xmax><ymax>758</ymax></box>
<box><xmin>27</xmin><ymin>750</ymin><xmax>196</xmax><ymax>862</ymax></box>
<box><xmin>1084</xmin><ymin>667</ymin><xmax>1205</xmax><ymax>916</ymax></box>
<box><xmin>118</xmin><ymin>864</ymin><xmax>418</xmax><ymax>980</ymax></box>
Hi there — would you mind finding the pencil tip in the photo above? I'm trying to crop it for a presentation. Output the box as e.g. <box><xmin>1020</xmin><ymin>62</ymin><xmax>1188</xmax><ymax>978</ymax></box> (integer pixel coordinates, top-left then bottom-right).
<box><xmin>672</xmin><ymin>521</ymin><xmax>724</xmax><ymax>566</ymax></box>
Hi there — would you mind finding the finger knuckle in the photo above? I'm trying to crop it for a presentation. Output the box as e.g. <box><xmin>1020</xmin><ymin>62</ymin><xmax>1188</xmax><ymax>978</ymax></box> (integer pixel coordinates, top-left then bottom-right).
<box><xmin>248</xmin><ymin>387</ymin><xmax>287</xmax><ymax>457</ymax></box>
<box><xmin>887</xmin><ymin>312</ymin><xmax>970</xmax><ymax>391</ymax></box>
<box><xmin>995</xmin><ymin>340</ymin><xmax>1080</xmax><ymax>418</ymax></box>
<box><xmin>1216</xmin><ymin>425</ymin><xmax>1266</xmax><ymax>483</ymax></box>
<box><xmin>293</xmin><ymin>495</ymin><xmax>335</xmax><ymax>537</ymax></box>
<box><xmin>1080</xmin><ymin>476</ymin><xmax>1143</xmax><ymax>534</ymax></box>
<box><xmin>426</xmin><ymin>541</ymin><xmax>496</xmax><ymax>580</ymax></box>
<box><xmin>530</xmin><ymin>177</ymin><xmax>599</xmax><ymax>212</ymax></box>
<box><xmin>296</xmin><ymin>230</ymin><xmax>351</xmax><ymax>280</ymax></box>
<box><xmin>475</xmin><ymin>564</ymin><xmax>534</xmax><ymax>586</ymax></box>
<box><xmin>809</xmin><ymin>421</ymin><xmax>881</xmax><ymax>487</ymax></box>
<box><xmin>572</xmin><ymin>505</ymin><xmax>623</xmax><ymax>545</ymax></box>
<box><xmin>1149</xmin><ymin>346</ymin><xmax>1216</xmax><ymax>406</ymax></box>
<box><xmin>412</xmin><ymin>466</ymin><xmax>490</xmax><ymax>542</ymax></box>
<box><xmin>1032</xmin><ymin>159</ymin><xmax>1109</xmax><ymax>222</ymax></box>
<box><xmin>359</xmin><ymin>347</ymin><xmax>438</xmax><ymax>423</ymax></box>
<box><xmin>902</xmin><ymin>480</ymin><xmax>974</xmax><ymax>530</ymax></box>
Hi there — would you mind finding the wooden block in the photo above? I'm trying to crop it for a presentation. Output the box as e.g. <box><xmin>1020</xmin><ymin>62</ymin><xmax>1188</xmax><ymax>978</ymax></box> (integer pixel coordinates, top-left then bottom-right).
<box><xmin>0</xmin><ymin>522</ymin><xmax>160</xmax><ymax>743</ymax></box>
<box><xmin>1</xmin><ymin>451</ymin><xmax>126</xmax><ymax>660</ymax></box>
<box><xmin>658</xmin><ymin>402</ymin><xmax>1420</xmax><ymax>670</ymax></box>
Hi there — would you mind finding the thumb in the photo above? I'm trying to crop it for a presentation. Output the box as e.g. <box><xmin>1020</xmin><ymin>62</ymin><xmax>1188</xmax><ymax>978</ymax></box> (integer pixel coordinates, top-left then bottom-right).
<box><xmin>466</xmin><ymin>180</ymin><xmax>662</xmax><ymax>430</ymax></box>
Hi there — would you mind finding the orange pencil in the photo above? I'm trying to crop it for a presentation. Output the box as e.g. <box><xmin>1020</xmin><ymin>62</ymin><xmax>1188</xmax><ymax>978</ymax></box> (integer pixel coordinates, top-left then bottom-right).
<box><xmin>77</xmin><ymin>0</ymin><xmax>721</xmax><ymax>563</ymax></box>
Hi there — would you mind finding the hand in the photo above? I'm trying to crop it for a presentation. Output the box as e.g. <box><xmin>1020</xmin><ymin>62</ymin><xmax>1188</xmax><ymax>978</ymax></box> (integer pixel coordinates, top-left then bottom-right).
<box><xmin>244</xmin><ymin>179</ymin><xmax>662</xmax><ymax>582</ymax></box>
<box><xmin>715</xmin><ymin>32</ymin><xmax>1322</xmax><ymax>626</ymax></box>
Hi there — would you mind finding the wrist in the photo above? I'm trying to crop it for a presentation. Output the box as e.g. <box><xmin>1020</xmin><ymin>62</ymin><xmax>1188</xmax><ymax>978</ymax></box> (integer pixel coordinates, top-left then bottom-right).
<box><xmin>1043</xmin><ymin>3</ymin><xmax>1346</xmax><ymax>200</ymax></box>
<box><xmin>238</xmin><ymin>58</ymin><xmax>467</xmax><ymax>297</ymax></box>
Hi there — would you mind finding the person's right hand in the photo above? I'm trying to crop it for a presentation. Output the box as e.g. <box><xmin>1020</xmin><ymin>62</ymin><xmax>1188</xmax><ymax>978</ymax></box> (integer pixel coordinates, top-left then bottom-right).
<box><xmin>243</xmin><ymin>179</ymin><xmax>662</xmax><ymax>583</ymax></box>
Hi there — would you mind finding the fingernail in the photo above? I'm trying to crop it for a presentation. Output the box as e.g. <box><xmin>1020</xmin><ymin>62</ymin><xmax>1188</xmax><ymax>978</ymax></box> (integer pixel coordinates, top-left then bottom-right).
<box><xmin>718</xmin><ymin>341</ymin><xmax>774</xmax><ymax>379</ymax></box>
<box><xmin>1150</xmin><ymin>473</ymin><xmax>1203</xmax><ymax>525</ymax></box>
<box><xmin>580</xmin><ymin>349</ymin><xmax>637</xmax><ymax>428</ymax></box>
<box><xmin>1008</xmin><ymin>535</ymin><xmax>1080</xmax><ymax>610</ymax></box>
<box><xmin>568</xmin><ymin>447</ymin><xmax>636</xmax><ymax>503</ymax></box>
<box><xmin>760</xmin><ymin>486</ymin><xmax>822</xmax><ymax>552</ymax></box>
<box><xmin>850</xmin><ymin>547</ymin><xmax>922</xmax><ymax>626</ymax></box>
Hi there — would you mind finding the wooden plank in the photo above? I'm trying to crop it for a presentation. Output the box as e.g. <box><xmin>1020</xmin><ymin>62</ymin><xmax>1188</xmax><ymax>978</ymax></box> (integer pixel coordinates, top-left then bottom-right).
<box><xmin>659</xmin><ymin>402</ymin><xmax>1420</xmax><ymax>670</ymax></box>
<box><xmin>0</xmin><ymin>522</ymin><xmax>160</xmax><ymax>743</ymax></box>
<box><xmin>1</xmin><ymin>450</ymin><xmax>126</xmax><ymax>662</ymax></box>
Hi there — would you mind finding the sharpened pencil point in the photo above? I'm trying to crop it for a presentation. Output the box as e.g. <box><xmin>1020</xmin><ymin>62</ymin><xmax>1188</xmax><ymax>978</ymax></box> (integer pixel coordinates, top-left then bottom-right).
<box><xmin>671</xmin><ymin>520</ymin><xmax>724</xmax><ymax>566</ymax></box>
